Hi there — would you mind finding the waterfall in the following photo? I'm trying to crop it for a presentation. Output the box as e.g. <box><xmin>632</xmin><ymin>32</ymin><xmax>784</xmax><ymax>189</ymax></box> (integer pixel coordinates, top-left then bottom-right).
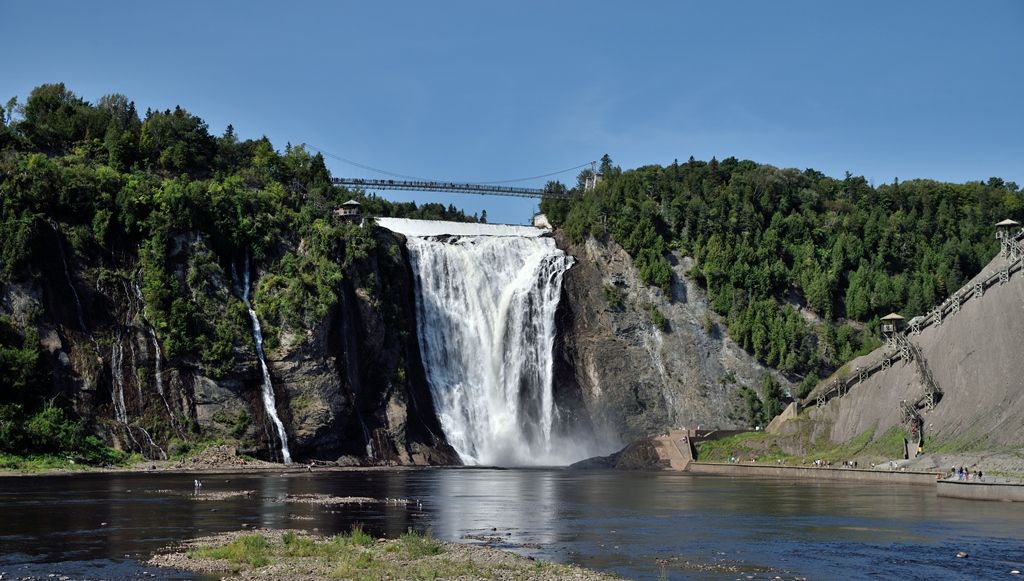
<box><xmin>111</xmin><ymin>338</ymin><xmax>130</xmax><ymax>426</ymax></box>
<box><xmin>111</xmin><ymin>335</ymin><xmax>166</xmax><ymax>458</ymax></box>
<box><xmin>238</xmin><ymin>262</ymin><xmax>292</xmax><ymax>464</ymax></box>
<box><xmin>359</xmin><ymin>415</ymin><xmax>375</xmax><ymax>460</ymax></box>
<box><xmin>134</xmin><ymin>281</ymin><xmax>182</xmax><ymax>437</ymax></box>
<box><xmin>149</xmin><ymin>330</ymin><xmax>169</xmax><ymax>403</ymax></box>
<box><xmin>398</xmin><ymin>221</ymin><xmax>577</xmax><ymax>466</ymax></box>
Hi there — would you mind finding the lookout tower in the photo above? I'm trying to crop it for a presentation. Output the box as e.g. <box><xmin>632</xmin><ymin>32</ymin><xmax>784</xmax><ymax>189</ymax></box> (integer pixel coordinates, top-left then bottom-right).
<box><xmin>996</xmin><ymin>218</ymin><xmax>1022</xmax><ymax>259</ymax></box>
<box><xmin>335</xmin><ymin>199</ymin><xmax>362</xmax><ymax>224</ymax></box>
<box><xmin>880</xmin><ymin>312</ymin><xmax>904</xmax><ymax>339</ymax></box>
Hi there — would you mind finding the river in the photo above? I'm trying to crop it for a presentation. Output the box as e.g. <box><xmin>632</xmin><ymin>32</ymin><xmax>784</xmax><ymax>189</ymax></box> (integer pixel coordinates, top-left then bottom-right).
<box><xmin>1</xmin><ymin>469</ymin><xmax>1022</xmax><ymax>580</ymax></box>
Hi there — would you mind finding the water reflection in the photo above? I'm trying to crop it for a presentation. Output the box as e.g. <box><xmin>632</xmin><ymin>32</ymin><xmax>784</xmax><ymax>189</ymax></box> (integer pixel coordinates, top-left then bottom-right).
<box><xmin>431</xmin><ymin>469</ymin><xmax>561</xmax><ymax>546</ymax></box>
<box><xmin>1</xmin><ymin>470</ymin><xmax>1023</xmax><ymax>580</ymax></box>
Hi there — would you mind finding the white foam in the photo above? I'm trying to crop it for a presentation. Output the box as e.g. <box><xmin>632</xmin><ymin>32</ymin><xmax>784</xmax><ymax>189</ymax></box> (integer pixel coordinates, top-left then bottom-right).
<box><xmin>377</xmin><ymin>217</ymin><xmax>548</xmax><ymax>238</ymax></box>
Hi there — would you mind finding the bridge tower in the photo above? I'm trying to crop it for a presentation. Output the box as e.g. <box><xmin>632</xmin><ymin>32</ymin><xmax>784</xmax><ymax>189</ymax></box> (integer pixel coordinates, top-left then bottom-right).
<box><xmin>583</xmin><ymin>161</ymin><xmax>603</xmax><ymax>192</ymax></box>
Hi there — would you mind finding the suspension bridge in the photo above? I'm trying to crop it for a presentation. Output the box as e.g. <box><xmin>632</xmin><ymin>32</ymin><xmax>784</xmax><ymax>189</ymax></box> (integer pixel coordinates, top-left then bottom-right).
<box><xmin>329</xmin><ymin>177</ymin><xmax>569</xmax><ymax>199</ymax></box>
<box><xmin>306</xmin><ymin>144</ymin><xmax>592</xmax><ymax>200</ymax></box>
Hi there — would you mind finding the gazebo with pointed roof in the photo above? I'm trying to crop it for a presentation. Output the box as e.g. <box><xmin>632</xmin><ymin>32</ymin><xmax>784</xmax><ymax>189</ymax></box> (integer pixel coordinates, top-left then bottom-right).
<box><xmin>996</xmin><ymin>218</ymin><xmax>1021</xmax><ymax>239</ymax></box>
<box><xmin>880</xmin><ymin>312</ymin><xmax>904</xmax><ymax>337</ymax></box>
<box><xmin>996</xmin><ymin>219</ymin><xmax>1022</xmax><ymax>259</ymax></box>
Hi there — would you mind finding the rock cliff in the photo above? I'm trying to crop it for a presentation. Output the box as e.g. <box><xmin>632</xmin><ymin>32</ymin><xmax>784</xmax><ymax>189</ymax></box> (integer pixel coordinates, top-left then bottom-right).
<box><xmin>0</xmin><ymin>224</ymin><xmax>458</xmax><ymax>465</ymax></box>
<box><xmin>2</xmin><ymin>220</ymin><xmax>797</xmax><ymax>465</ymax></box>
<box><xmin>552</xmin><ymin>233</ymin><xmax>792</xmax><ymax>446</ymax></box>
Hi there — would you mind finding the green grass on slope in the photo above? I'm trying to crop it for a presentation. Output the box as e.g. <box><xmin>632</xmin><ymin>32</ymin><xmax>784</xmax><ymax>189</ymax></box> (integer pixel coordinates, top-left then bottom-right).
<box><xmin>695</xmin><ymin>425</ymin><xmax>908</xmax><ymax>465</ymax></box>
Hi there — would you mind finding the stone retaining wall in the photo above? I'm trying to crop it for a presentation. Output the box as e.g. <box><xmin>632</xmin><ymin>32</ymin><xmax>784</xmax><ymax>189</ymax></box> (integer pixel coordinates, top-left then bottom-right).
<box><xmin>688</xmin><ymin>462</ymin><xmax>940</xmax><ymax>485</ymax></box>
<box><xmin>937</xmin><ymin>480</ymin><xmax>1024</xmax><ymax>502</ymax></box>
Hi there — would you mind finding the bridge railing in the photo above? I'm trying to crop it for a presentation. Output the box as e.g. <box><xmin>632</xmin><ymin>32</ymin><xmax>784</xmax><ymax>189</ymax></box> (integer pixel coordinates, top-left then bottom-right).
<box><xmin>330</xmin><ymin>177</ymin><xmax>570</xmax><ymax>199</ymax></box>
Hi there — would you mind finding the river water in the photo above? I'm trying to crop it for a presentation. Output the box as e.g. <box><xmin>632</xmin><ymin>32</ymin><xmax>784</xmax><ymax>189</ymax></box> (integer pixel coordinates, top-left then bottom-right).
<box><xmin>1</xmin><ymin>469</ymin><xmax>1022</xmax><ymax>580</ymax></box>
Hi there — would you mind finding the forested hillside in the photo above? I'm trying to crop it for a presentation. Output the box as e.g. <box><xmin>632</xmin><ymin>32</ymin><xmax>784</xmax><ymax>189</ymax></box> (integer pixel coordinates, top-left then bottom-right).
<box><xmin>0</xmin><ymin>83</ymin><xmax>474</xmax><ymax>464</ymax></box>
<box><xmin>2</xmin><ymin>82</ymin><xmax>1022</xmax><ymax>464</ymax></box>
<box><xmin>542</xmin><ymin>155</ymin><xmax>1023</xmax><ymax>396</ymax></box>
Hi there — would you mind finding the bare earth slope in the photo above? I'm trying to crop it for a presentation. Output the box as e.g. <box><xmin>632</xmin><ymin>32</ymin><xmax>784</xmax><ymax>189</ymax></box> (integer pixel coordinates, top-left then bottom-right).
<box><xmin>804</xmin><ymin>249</ymin><xmax>1024</xmax><ymax>452</ymax></box>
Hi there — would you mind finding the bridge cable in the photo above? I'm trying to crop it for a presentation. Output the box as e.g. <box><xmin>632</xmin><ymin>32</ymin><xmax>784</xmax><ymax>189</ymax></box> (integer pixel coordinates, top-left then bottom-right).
<box><xmin>303</xmin><ymin>142</ymin><xmax>593</xmax><ymax>185</ymax></box>
<box><xmin>474</xmin><ymin>161</ymin><xmax>595</xmax><ymax>185</ymax></box>
<box><xmin>303</xmin><ymin>143</ymin><xmax>430</xmax><ymax>181</ymax></box>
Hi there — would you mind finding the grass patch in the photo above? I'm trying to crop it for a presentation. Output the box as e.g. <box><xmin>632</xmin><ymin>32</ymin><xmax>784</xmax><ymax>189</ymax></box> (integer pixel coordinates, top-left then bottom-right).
<box><xmin>387</xmin><ymin>529</ymin><xmax>443</xmax><ymax>558</ymax></box>
<box><xmin>694</xmin><ymin>424</ymin><xmax>909</xmax><ymax>466</ymax></box>
<box><xmin>174</xmin><ymin>527</ymin><xmax>610</xmax><ymax>580</ymax></box>
<box><xmin>0</xmin><ymin>450</ymin><xmax>136</xmax><ymax>472</ymax></box>
<box><xmin>168</xmin><ymin>437</ymin><xmax>225</xmax><ymax>461</ymax></box>
<box><xmin>802</xmin><ymin>427</ymin><xmax>907</xmax><ymax>463</ymax></box>
<box><xmin>191</xmin><ymin>534</ymin><xmax>273</xmax><ymax>567</ymax></box>
<box><xmin>281</xmin><ymin>531</ymin><xmax>319</xmax><ymax>557</ymax></box>
<box><xmin>695</xmin><ymin>432</ymin><xmax>780</xmax><ymax>462</ymax></box>
<box><xmin>0</xmin><ymin>453</ymin><xmax>91</xmax><ymax>472</ymax></box>
<box><xmin>927</xmin><ymin>432</ymin><xmax>990</xmax><ymax>454</ymax></box>
<box><xmin>336</xmin><ymin>524</ymin><xmax>374</xmax><ymax>547</ymax></box>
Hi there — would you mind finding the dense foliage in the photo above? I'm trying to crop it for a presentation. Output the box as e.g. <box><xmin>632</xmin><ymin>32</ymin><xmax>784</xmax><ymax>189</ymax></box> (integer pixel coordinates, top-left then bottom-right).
<box><xmin>543</xmin><ymin>155</ymin><xmax>1023</xmax><ymax>394</ymax></box>
<box><xmin>0</xmin><ymin>83</ymin><xmax>476</xmax><ymax>461</ymax></box>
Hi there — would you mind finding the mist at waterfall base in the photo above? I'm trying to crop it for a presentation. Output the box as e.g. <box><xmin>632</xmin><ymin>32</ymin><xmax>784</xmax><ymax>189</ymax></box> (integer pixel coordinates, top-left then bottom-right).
<box><xmin>384</xmin><ymin>218</ymin><xmax>606</xmax><ymax>467</ymax></box>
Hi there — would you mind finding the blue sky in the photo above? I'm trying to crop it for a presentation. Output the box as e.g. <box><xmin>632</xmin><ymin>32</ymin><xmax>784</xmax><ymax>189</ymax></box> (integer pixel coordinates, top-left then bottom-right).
<box><xmin>3</xmin><ymin>1</ymin><xmax>1022</xmax><ymax>224</ymax></box>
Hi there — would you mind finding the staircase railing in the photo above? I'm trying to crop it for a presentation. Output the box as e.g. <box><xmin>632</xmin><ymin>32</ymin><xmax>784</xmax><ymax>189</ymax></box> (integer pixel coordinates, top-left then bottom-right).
<box><xmin>808</xmin><ymin>227</ymin><xmax>1022</xmax><ymax>409</ymax></box>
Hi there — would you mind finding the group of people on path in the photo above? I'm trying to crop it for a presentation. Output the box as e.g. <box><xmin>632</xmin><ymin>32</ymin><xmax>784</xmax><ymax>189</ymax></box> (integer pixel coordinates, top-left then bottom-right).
<box><xmin>950</xmin><ymin>466</ymin><xmax>983</xmax><ymax>481</ymax></box>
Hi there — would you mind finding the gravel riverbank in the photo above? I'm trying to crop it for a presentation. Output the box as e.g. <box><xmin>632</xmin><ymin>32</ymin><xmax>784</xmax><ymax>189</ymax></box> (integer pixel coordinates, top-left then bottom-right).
<box><xmin>148</xmin><ymin>528</ymin><xmax>618</xmax><ymax>580</ymax></box>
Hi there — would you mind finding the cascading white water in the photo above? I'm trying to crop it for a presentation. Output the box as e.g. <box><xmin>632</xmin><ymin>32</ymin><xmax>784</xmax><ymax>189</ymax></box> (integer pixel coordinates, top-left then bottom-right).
<box><xmin>111</xmin><ymin>339</ymin><xmax>129</xmax><ymax>426</ymax></box>
<box><xmin>111</xmin><ymin>334</ymin><xmax>166</xmax><ymax>458</ymax></box>
<box><xmin>239</xmin><ymin>263</ymin><xmax>292</xmax><ymax>464</ymax></box>
<box><xmin>135</xmin><ymin>282</ymin><xmax>178</xmax><ymax>434</ymax></box>
<box><xmin>395</xmin><ymin>220</ymin><xmax>576</xmax><ymax>466</ymax></box>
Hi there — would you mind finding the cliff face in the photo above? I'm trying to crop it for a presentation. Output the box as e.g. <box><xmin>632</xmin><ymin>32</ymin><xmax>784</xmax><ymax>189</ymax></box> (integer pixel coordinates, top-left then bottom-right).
<box><xmin>0</xmin><ymin>225</ymin><xmax>458</xmax><ymax>464</ymax></box>
<box><xmin>552</xmin><ymin>233</ymin><xmax>792</xmax><ymax>445</ymax></box>
<box><xmin>1</xmin><ymin>221</ymin><xmax>798</xmax><ymax>465</ymax></box>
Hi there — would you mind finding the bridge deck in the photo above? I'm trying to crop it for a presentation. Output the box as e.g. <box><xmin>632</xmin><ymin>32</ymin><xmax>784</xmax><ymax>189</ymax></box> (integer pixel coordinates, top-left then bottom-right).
<box><xmin>331</xmin><ymin>177</ymin><xmax>570</xmax><ymax>199</ymax></box>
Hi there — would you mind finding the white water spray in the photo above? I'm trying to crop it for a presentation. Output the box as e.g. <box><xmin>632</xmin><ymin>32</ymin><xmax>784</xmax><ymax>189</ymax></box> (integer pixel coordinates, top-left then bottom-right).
<box><xmin>239</xmin><ymin>262</ymin><xmax>291</xmax><ymax>464</ymax></box>
<box><xmin>395</xmin><ymin>220</ymin><xmax>578</xmax><ymax>466</ymax></box>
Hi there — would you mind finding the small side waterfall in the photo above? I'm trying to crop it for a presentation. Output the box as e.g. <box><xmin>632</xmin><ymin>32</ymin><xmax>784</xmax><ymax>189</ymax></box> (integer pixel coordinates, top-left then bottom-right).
<box><xmin>111</xmin><ymin>338</ymin><xmax>130</xmax><ymax>427</ymax></box>
<box><xmin>238</xmin><ymin>262</ymin><xmax>291</xmax><ymax>464</ymax></box>
<box><xmin>393</xmin><ymin>219</ymin><xmax>580</xmax><ymax>466</ymax></box>
<box><xmin>134</xmin><ymin>282</ymin><xmax>181</xmax><ymax>436</ymax></box>
<box><xmin>110</xmin><ymin>332</ymin><xmax>167</xmax><ymax>459</ymax></box>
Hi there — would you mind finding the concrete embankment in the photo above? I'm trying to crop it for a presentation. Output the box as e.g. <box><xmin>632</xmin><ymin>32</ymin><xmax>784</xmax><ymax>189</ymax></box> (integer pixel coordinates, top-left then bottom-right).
<box><xmin>937</xmin><ymin>480</ymin><xmax>1024</xmax><ymax>502</ymax></box>
<box><xmin>688</xmin><ymin>462</ymin><xmax>940</xmax><ymax>485</ymax></box>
